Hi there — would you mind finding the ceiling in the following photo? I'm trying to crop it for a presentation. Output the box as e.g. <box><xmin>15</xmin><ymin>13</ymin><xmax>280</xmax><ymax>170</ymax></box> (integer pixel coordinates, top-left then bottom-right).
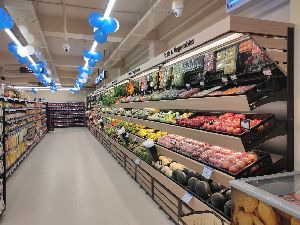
<box><xmin>0</xmin><ymin>0</ymin><xmax>226</xmax><ymax>89</ymax></box>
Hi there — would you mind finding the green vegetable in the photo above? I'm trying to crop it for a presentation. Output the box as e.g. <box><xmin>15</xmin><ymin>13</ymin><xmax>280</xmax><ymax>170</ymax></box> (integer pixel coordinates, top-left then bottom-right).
<box><xmin>177</xmin><ymin>171</ymin><xmax>187</xmax><ymax>186</ymax></box>
<box><xmin>211</xmin><ymin>192</ymin><xmax>226</xmax><ymax>210</ymax></box>
<box><xmin>195</xmin><ymin>181</ymin><xmax>211</xmax><ymax>200</ymax></box>
<box><xmin>188</xmin><ymin>177</ymin><xmax>199</xmax><ymax>193</ymax></box>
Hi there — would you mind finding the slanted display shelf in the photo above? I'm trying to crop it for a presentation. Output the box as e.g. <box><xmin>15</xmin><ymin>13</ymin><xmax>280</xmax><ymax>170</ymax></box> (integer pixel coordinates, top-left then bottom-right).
<box><xmin>88</xmin><ymin>15</ymin><xmax>294</xmax><ymax>225</ymax></box>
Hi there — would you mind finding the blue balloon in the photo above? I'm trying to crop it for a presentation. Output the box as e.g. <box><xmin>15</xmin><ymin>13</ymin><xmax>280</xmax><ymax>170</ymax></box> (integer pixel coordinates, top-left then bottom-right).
<box><xmin>84</xmin><ymin>50</ymin><xmax>102</xmax><ymax>61</ymax></box>
<box><xmin>88</xmin><ymin>58</ymin><xmax>96</xmax><ymax>67</ymax></box>
<box><xmin>88</xmin><ymin>12</ymin><xmax>103</xmax><ymax>29</ymax></box>
<box><xmin>7</xmin><ymin>42</ymin><xmax>18</xmax><ymax>53</ymax></box>
<box><xmin>94</xmin><ymin>29</ymin><xmax>107</xmax><ymax>44</ymax></box>
<box><xmin>18</xmin><ymin>56</ymin><xmax>28</xmax><ymax>64</ymax></box>
<box><xmin>31</xmin><ymin>88</ymin><xmax>37</xmax><ymax>94</ymax></box>
<box><xmin>0</xmin><ymin>8</ymin><xmax>14</xmax><ymax>30</ymax></box>
<box><xmin>78</xmin><ymin>66</ymin><xmax>92</xmax><ymax>75</ymax></box>
<box><xmin>102</xmin><ymin>17</ymin><xmax>118</xmax><ymax>33</ymax></box>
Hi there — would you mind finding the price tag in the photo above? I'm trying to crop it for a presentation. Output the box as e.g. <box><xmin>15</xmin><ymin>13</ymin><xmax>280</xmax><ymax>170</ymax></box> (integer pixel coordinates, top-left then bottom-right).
<box><xmin>186</xmin><ymin>84</ymin><xmax>191</xmax><ymax>89</ymax></box>
<box><xmin>133</xmin><ymin>136</ymin><xmax>138</xmax><ymax>142</ymax></box>
<box><xmin>222</xmin><ymin>77</ymin><xmax>228</xmax><ymax>83</ymax></box>
<box><xmin>263</xmin><ymin>68</ymin><xmax>272</xmax><ymax>76</ymax></box>
<box><xmin>176</xmin><ymin>115</ymin><xmax>181</xmax><ymax>120</ymax></box>
<box><xmin>135</xmin><ymin>158</ymin><xmax>141</xmax><ymax>165</ymax></box>
<box><xmin>240</xmin><ymin>119</ymin><xmax>251</xmax><ymax>130</ymax></box>
<box><xmin>200</xmin><ymin>82</ymin><xmax>205</xmax><ymax>86</ymax></box>
<box><xmin>231</xmin><ymin>75</ymin><xmax>237</xmax><ymax>80</ymax></box>
<box><xmin>182</xmin><ymin>192</ymin><xmax>193</xmax><ymax>204</ymax></box>
<box><xmin>171</xmin><ymin>139</ymin><xmax>176</xmax><ymax>145</ymax></box>
<box><xmin>202</xmin><ymin>166</ymin><xmax>213</xmax><ymax>179</ymax></box>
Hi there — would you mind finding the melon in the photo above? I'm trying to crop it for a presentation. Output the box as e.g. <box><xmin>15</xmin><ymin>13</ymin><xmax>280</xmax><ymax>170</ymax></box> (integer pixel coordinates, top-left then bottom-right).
<box><xmin>188</xmin><ymin>177</ymin><xmax>199</xmax><ymax>193</ymax></box>
<box><xmin>177</xmin><ymin>171</ymin><xmax>187</xmax><ymax>186</ymax></box>
<box><xmin>195</xmin><ymin>181</ymin><xmax>211</xmax><ymax>200</ymax></box>
<box><xmin>211</xmin><ymin>192</ymin><xmax>226</xmax><ymax>210</ymax></box>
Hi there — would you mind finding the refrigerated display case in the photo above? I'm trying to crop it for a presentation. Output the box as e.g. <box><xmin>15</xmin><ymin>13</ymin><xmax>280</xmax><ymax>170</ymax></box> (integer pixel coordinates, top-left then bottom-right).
<box><xmin>230</xmin><ymin>172</ymin><xmax>300</xmax><ymax>225</ymax></box>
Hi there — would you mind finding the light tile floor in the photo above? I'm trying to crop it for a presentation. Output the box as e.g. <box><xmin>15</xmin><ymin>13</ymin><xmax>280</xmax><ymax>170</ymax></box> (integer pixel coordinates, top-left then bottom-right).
<box><xmin>1</xmin><ymin>128</ymin><xmax>174</xmax><ymax>225</ymax></box>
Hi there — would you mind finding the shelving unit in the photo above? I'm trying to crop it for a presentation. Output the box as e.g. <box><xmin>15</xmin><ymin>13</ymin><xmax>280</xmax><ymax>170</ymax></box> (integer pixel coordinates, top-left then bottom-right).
<box><xmin>0</xmin><ymin>97</ymin><xmax>48</xmax><ymax>216</ymax></box>
<box><xmin>0</xmin><ymin>102</ymin><xmax>5</xmax><ymax>215</ymax></box>
<box><xmin>87</xmin><ymin>16</ymin><xmax>294</xmax><ymax>224</ymax></box>
<box><xmin>48</xmin><ymin>102</ymin><xmax>85</xmax><ymax>128</ymax></box>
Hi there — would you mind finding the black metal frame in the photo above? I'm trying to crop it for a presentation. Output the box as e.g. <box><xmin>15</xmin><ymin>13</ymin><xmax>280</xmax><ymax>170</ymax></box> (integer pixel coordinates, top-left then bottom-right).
<box><xmin>287</xmin><ymin>27</ymin><xmax>294</xmax><ymax>171</ymax></box>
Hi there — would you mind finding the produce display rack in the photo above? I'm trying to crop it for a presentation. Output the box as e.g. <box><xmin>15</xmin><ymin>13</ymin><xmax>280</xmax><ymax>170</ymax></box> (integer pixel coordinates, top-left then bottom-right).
<box><xmin>49</xmin><ymin>102</ymin><xmax>85</xmax><ymax>128</ymax></box>
<box><xmin>88</xmin><ymin>124</ymin><xmax>230</xmax><ymax>224</ymax></box>
<box><xmin>88</xmin><ymin>16</ymin><xmax>294</xmax><ymax>224</ymax></box>
<box><xmin>0</xmin><ymin>97</ymin><xmax>48</xmax><ymax>216</ymax></box>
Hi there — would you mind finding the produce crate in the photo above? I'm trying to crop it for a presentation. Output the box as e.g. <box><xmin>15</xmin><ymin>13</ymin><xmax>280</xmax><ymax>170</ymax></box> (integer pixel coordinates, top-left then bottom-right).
<box><xmin>179</xmin><ymin>211</ymin><xmax>225</xmax><ymax>225</ymax></box>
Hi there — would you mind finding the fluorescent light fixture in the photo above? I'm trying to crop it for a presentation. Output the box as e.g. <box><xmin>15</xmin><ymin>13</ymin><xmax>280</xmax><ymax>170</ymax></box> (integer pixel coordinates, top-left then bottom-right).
<box><xmin>15</xmin><ymin>86</ymin><xmax>71</xmax><ymax>91</ymax></box>
<box><xmin>90</xmin><ymin>41</ymin><xmax>98</xmax><ymax>52</ymax></box>
<box><xmin>103</xmin><ymin>0</ymin><xmax>116</xmax><ymax>19</ymax></box>
<box><xmin>5</xmin><ymin>29</ymin><xmax>36</xmax><ymax>66</ymax></box>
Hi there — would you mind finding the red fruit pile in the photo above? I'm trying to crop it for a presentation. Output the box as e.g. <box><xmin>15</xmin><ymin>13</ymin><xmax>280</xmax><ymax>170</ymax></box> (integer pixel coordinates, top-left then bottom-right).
<box><xmin>157</xmin><ymin>134</ymin><xmax>258</xmax><ymax>174</ymax></box>
<box><xmin>177</xmin><ymin>113</ymin><xmax>262</xmax><ymax>135</ymax></box>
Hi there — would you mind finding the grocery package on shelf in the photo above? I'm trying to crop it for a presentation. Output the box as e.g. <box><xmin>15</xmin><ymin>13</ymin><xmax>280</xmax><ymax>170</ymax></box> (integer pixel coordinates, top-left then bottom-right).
<box><xmin>49</xmin><ymin>102</ymin><xmax>85</xmax><ymax>128</ymax></box>
<box><xmin>3</xmin><ymin>99</ymin><xmax>47</xmax><ymax>174</ymax></box>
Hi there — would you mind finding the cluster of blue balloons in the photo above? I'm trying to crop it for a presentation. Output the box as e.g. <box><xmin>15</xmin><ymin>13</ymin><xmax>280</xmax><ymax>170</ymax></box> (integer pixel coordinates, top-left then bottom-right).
<box><xmin>0</xmin><ymin>8</ymin><xmax>14</xmax><ymax>30</ymax></box>
<box><xmin>1</xmin><ymin>7</ymin><xmax>55</xmax><ymax>90</ymax></box>
<box><xmin>7</xmin><ymin>42</ymin><xmax>28</xmax><ymax>65</ymax></box>
<box><xmin>70</xmin><ymin>11</ymin><xmax>119</xmax><ymax>93</ymax></box>
<box><xmin>89</xmin><ymin>12</ymin><xmax>119</xmax><ymax>43</ymax></box>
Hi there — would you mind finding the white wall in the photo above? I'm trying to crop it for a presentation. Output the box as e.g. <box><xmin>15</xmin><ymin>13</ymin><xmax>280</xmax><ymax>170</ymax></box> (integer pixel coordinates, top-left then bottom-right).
<box><xmin>28</xmin><ymin>89</ymin><xmax>93</xmax><ymax>103</ymax></box>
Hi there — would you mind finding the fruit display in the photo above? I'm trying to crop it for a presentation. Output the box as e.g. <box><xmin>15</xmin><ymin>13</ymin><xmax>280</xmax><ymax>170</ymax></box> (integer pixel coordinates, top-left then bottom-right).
<box><xmin>178</xmin><ymin>88</ymin><xmax>200</xmax><ymax>99</ymax></box>
<box><xmin>208</xmin><ymin>85</ymin><xmax>256</xmax><ymax>96</ymax></box>
<box><xmin>126</xmin><ymin>81</ymin><xmax>134</xmax><ymax>95</ymax></box>
<box><xmin>157</xmin><ymin>134</ymin><xmax>258</xmax><ymax>175</ymax></box>
<box><xmin>177</xmin><ymin>113</ymin><xmax>264</xmax><ymax>135</ymax></box>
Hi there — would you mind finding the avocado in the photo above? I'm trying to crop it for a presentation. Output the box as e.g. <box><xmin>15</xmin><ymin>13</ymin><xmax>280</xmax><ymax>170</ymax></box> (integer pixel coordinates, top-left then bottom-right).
<box><xmin>224</xmin><ymin>200</ymin><xmax>232</xmax><ymax>217</ymax></box>
<box><xmin>211</xmin><ymin>192</ymin><xmax>226</xmax><ymax>210</ymax></box>
<box><xmin>211</xmin><ymin>181</ymin><xmax>222</xmax><ymax>193</ymax></box>
<box><xmin>187</xmin><ymin>177</ymin><xmax>199</xmax><ymax>193</ymax></box>
<box><xmin>172</xmin><ymin>170</ymin><xmax>180</xmax><ymax>181</ymax></box>
<box><xmin>225</xmin><ymin>190</ymin><xmax>231</xmax><ymax>201</ymax></box>
<box><xmin>177</xmin><ymin>171</ymin><xmax>187</xmax><ymax>186</ymax></box>
<box><xmin>195</xmin><ymin>181</ymin><xmax>211</xmax><ymax>200</ymax></box>
<box><xmin>187</xmin><ymin>170</ymin><xmax>197</xmax><ymax>179</ymax></box>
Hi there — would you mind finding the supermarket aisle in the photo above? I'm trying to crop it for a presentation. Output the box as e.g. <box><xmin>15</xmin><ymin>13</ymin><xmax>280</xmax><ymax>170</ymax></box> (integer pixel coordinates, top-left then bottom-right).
<box><xmin>1</xmin><ymin>128</ymin><xmax>173</xmax><ymax>225</ymax></box>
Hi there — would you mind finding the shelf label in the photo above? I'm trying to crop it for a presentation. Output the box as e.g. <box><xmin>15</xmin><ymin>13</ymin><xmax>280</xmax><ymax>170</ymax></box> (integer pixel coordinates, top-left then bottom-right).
<box><xmin>182</xmin><ymin>192</ymin><xmax>193</xmax><ymax>204</ymax></box>
<box><xmin>231</xmin><ymin>75</ymin><xmax>237</xmax><ymax>80</ymax></box>
<box><xmin>222</xmin><ymin>77</ymin><xmax>228</xmax><ymax>83</ymax></box>
<box><xmin>135</xmin><ymin>158</ymin><xmax>141</xmax><ymax>165</ymax></box>
<box><xmin>200</xmin><ymin>81</ymin><xmax>205</xmax><ymax>86</ymax></box>
<box><xmin>240</xmin><ymin>119</ymin><xmax>251</xmax><ymax>130</ymax></box>
<box><xmin>263</xmin><ymin>68</ymin><xmax>272</xmax><ymax>76</ymax></box>
<box><xmin>133</xmin><ymin>136</ymin><xmax>138</xmax><ymax>142</ymax></box>
<box><xmin>202</xmin><ymin>166</ymin><xmax>213</xmax><ymax>179</ymax></box>
<box><xmin>186</xmin><ymin>83</ymin><xmax>191</xmax><ymax>89</ymax></box>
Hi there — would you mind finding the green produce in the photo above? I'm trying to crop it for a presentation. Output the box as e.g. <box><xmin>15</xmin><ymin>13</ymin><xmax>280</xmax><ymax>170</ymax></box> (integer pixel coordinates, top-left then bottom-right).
<box><xmin>195</xmin><ymin>181</ymin><xmax>211</xmax><ymax>200</ymax></box>
<box><xmin>188</xmin><ymin>177</ymin><xmax>199</xmax><ymax>193</ymax></box>
<box><xmin>177</xmin><ymin>171</ymin><xmax>187</xmax><ymax>186</ymax></box>
<box><xmin>225</xmin><ymin>190</ymin><xmax>231</xmax><ymax>201</ymax></box>
<box><xmin>211</xmin><ymin>192</ymin><xmax>226</xmax><ymax>210</ymax></box>
<box><xmin>187</xmin><ymin>170</ymin><xmax>197</xmax><ymax>179</ymax></box>
<box><xmin>172</xmin><ymin>169</ymin><xmax>180</xmax><ymax>181</ymax></box>
<box><xmin>224</xmin><ymin>200</ymin><xmax>231</xmax><ymax>217</ymax></box>
<box><xmin>211</xmin><ymin>181</ymin><xmax>222</xmax><ymax>193</ymax></box>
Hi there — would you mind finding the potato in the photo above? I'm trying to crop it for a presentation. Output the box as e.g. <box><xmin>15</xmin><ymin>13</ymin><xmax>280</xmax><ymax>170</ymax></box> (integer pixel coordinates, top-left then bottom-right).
<box><xmin>237</xmin><ymin>211</ymin><xmax>253</xmax><ymax>225</ymax></box>
<box><xmin>258</xmin><ymin>201</ymin><xmax>278</xmax><ymax>225</ymax></box>
<box><xmin>252</xmin><ymin>215</ymin><xmax>264</xmax><ymax>225</ymax></box>
<box><xmin>243</xmin><ymin>195</ymin><xmax>259</xmax><ymax>213</ymax></box>
<box><xmin>291</xmin><ymin>217</ymin><xmax>300</xmax><ymax>225</ymax></box>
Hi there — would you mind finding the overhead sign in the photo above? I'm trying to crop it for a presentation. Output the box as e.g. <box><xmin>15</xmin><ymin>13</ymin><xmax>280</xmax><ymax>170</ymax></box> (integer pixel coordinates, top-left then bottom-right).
<box><xmin>226</xmin><ymin>0</ymin><xmax>254</xmax><ymax>13</ymax></box>
<box><xmin>95</xmin><ymin>70</ymin><xmax>107</xmax><ymax>85</ymax></box>
<box><xmin>20</xmin><ymin>67</ymin><xmax>45</xmax><ymax>74</ymax></box>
